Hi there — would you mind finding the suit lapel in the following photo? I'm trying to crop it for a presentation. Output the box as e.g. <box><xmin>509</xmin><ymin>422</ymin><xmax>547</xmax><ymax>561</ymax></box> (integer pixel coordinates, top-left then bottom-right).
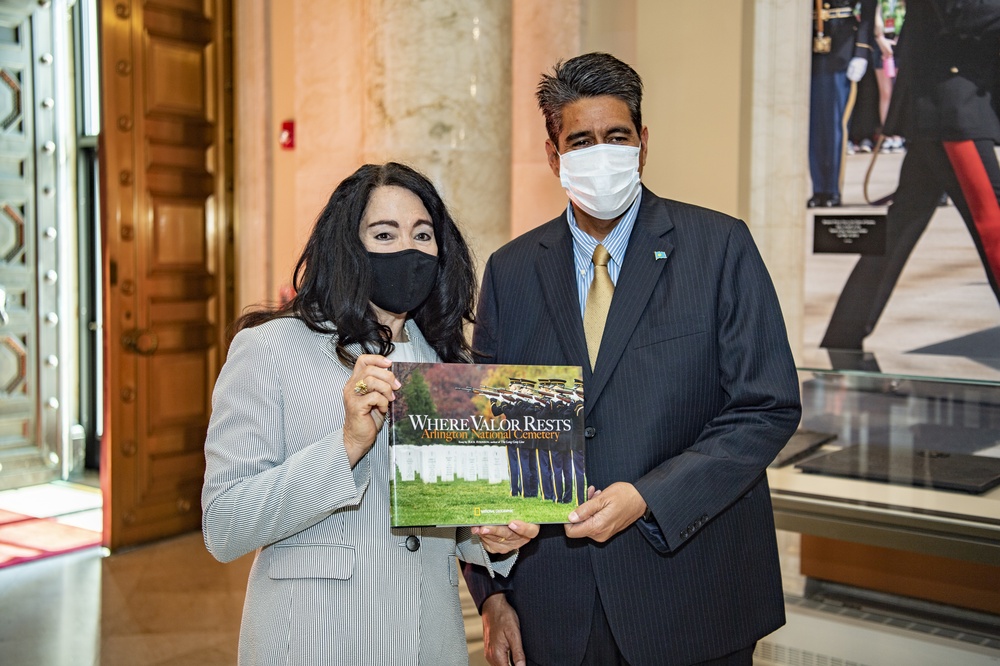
<box><xmin>585</xmin><ymin>190</ymin><xmax>674</xmax><ymax>415</ymax></box>
<box><xmin>535</xmin><ymin>217</ymin><xmax>591</xmax><ymax>379</ymax></box>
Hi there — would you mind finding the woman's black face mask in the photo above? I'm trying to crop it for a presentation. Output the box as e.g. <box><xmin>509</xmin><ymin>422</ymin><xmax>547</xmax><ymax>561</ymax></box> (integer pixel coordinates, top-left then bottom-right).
<box><xmin>367</xmin><ymin>249</ymin><xmax>439</xmax><ymax>315</ymax></box>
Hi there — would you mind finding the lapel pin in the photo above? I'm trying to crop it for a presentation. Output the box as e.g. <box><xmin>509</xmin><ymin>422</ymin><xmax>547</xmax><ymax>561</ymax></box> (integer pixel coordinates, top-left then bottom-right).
<box><xmin>654</xmin><ymin>251</ymin><xmax>667</xmax><ymax>260</ymax></box>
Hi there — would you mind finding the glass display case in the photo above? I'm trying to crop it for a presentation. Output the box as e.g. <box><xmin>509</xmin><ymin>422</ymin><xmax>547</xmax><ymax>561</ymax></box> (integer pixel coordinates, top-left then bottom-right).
<box><xmin>757</xmin><ymin>349</ymin><xmax>1000</xmax><ymax>663</ymax></box>
<box><xmin>769</xmin><ymin>352</ymin><xmax>1000</xmax><ymax>566</ymax></box>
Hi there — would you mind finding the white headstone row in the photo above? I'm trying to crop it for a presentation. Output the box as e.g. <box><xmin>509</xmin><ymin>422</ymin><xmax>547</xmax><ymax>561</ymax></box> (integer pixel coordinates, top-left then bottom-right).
<box><xmin>393</xmin><ymin>444</ymin><xmax>509</xmax><ymax>484</ymax></box>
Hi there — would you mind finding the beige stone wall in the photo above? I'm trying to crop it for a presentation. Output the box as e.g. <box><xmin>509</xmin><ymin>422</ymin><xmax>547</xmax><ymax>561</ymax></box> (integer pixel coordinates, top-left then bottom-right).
<box><xmin>635</xmin><ymin>2</ymin><xmax>747</xmax><ymax>217</ymax></box>
<box><xmin>632</xmin><ymin>0</ymin><xmax>810</xmax><ymax>359</ymax></box>
<box><xmin>234</xmin><ymin>0</ymin><xmax>809</xmax><ymax>357</ymax></box>
<box><xmin>510</xmin><ymin>0</ymin><xmax>580</xmax><ymax>240</ymax></box>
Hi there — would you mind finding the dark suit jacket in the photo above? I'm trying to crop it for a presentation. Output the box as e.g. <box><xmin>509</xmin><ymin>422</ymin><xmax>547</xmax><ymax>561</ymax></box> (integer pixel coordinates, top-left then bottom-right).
<box><xmin>463</xmin><ymin>187</ymin><xmax>802</xmax><ymax>666</ymax></box>
<box><xmin>885</xmin><ymin>0</ymin><xmax>1000</xmax><ymax>141</ymax></box>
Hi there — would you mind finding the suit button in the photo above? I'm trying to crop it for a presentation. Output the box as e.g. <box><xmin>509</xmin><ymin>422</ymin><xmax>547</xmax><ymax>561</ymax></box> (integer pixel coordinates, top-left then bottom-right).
<box><xmin>950</xmin><ymin>66</ymin><xmax>959</xmax><ymax>74</ymax></box>
<box><xmin>584</xmin><ymin>426</ymin><xmax>596</xmax><ymax>438</ymax></box>
<box><xmin>405</xmin><ymin>535</ymin><xmax>420</xmax><ymax>552</ymax></box>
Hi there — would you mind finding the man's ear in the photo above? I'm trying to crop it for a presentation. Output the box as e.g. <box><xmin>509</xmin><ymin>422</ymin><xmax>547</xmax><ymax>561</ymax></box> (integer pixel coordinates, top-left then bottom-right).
<box><xmin>638</xmin><ymin>126</ymin><xmax>649</xmax><ymax>174</ymax></box>
<box><xmin>545</xmin><ymin>139</ymin><xmax>561</xmax><ymax>178</ymax></box>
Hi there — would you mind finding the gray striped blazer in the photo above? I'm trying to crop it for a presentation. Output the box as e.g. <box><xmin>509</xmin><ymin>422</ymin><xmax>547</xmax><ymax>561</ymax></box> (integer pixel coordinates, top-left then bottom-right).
<box><xmin>202</xmin><ymin>317</ymin><xmax>512</xmax><ymax>665</ymax></box>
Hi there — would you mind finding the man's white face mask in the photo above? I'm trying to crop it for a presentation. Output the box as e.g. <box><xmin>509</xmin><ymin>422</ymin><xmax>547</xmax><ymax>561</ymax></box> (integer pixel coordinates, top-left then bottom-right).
<box><xmin>559</xmin><ymin>143</ymin><xmax>641</xmax><ymax>220</ymax></box>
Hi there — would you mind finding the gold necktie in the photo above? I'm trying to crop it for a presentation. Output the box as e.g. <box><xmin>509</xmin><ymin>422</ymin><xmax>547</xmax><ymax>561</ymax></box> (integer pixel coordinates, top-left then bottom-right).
<box><xmin>584</xmin><ymin>244</ymin><xmax>614</xmax><ymax>369</ymax></box>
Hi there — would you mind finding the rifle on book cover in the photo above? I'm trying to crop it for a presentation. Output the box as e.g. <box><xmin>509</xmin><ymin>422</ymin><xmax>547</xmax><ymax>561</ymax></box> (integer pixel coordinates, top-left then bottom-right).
<box><xmin>454</xmin><ymin>386</ymin><xmax>514</xmax><ymax>406</ymax></box>
<box><xmin>536</xmin><ymin>388</ymin><xmax>575</xmax><ymax>405</ymax></box>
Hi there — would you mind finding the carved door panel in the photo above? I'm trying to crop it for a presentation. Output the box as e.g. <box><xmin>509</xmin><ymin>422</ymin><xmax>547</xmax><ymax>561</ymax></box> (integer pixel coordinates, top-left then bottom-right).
<box><xmin>100</xmin><ymin>0</ymin><xmax>232</xmax><ymax>550</ymax></box>
<box><xmin>0</xmin><ymin>0</ymin><xmax>63</xmax><ymax>491</ymax></box>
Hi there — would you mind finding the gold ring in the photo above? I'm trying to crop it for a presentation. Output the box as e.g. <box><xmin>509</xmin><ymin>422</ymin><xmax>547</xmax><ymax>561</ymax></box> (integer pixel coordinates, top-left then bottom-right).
<box><xmin>499</xmin><ymin>536</ymin><xmax>506</xmax><ymax>542</ymax></box>
<box><xmin>354</xmin><ymin>380</ymin><xmax>369</xmax><ymax>395</ymax></box>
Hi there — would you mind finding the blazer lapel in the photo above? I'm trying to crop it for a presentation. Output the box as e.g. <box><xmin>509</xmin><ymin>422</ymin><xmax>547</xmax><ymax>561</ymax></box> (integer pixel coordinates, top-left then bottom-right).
<box><xmin>586</xmin><ymin>190</ymin><xmax>674</xmax><ymax>415</ymax></box>
<box><xmin>535</xmin><ymin>217</ymin><xmax>591</xmax><ymax>379</ymax></box>
<box><xmin>318</xmin><ymin>320</ymin><xmax>439</xmax><ymax>365</ymax></box>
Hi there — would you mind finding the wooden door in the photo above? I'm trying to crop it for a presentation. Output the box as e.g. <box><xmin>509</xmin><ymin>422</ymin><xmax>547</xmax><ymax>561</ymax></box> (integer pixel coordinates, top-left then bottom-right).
<box><xmin>100</xmin><ymin>0</ymin><xmax>233</xmax><ymax>550</ymax></box>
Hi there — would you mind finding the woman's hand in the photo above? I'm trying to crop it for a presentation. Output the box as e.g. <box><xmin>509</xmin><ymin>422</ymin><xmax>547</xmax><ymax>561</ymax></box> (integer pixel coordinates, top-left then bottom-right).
<box><xmin>342</xmin><ymin>354</ymin><xmax>400</xmax><ymax>467</ymax></box>
<box><xmin>876</xmin><ymin>35</ymin><xmax>894</xmax><ymax>59</ymax></box>
<box><xmin>472</xmin><ymin>521</ymin><xmax>540</xmax><ymax>555</ymax></box>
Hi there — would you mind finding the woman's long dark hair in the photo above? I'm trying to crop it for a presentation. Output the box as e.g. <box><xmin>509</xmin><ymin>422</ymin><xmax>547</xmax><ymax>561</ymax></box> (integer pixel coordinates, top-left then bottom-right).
<box><xmin>234</xmin><ymin>163</ymin><xmax>477</xmax><ymax>365</ymax></box>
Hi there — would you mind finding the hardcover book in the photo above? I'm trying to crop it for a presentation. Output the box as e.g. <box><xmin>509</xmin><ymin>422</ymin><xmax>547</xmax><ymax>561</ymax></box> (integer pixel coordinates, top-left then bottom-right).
<box><xmin>389</xmin><ymin>362</ymin><xmax>586</xmax><ymax>527</ymax></box>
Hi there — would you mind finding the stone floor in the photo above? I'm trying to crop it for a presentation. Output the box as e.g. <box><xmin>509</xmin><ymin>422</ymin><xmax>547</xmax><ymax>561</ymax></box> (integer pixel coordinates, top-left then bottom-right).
<box><xmin>0</xmin><ymin>508</ymin><xmax>488</xmax><ymax>666</ymax></box>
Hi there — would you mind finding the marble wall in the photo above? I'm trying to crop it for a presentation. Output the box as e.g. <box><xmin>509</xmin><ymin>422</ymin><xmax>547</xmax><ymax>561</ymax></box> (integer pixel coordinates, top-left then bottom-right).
<box><xmin>510</xmin><ymin>0</ymin><xmax>581</xmax><ymax>239</ymax></box>
<box><xmin>631</xmin><ymin>0</ymin><xmax>810</xmax><ymax>359</ymax></box>
<box><xmin>236</xmin><ymin>0</ymin><xmax>515</xmax><ymax>303</ymax></box>
<box><xmin>234</xmin><ymin>0</ymin><xmax>810</xmax><ymax>357</ymax></box>
<box><xmin>741</xmin><ymin>0</ymin><xmax>813</xmax><ymax>359</ymax></box>
<box><xmin>360</xmin><ymin>0</ymin><xmax>513</xmax><ymax>269</ymax></box>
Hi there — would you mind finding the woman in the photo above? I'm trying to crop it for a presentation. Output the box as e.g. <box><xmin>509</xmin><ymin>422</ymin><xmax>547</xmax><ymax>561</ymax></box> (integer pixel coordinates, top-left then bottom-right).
<box><xmin>202</xmin><ymin>162</ymin><xmax>537</xmax><ymax>665</ymax></box>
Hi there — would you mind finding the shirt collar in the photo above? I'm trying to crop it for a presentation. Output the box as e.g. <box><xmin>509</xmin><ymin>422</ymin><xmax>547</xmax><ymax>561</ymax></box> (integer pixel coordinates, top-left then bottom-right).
<box><xmin>566</xmin><ymin>189</ymin><xmax>642</xmax><ymax>267</ymax></box>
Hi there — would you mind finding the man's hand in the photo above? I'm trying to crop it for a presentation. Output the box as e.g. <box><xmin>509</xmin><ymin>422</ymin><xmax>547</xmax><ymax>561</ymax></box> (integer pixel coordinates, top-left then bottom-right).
<box><xmin>481</xmin><ymin>593</ymin><xmax>526</xmax><ymax>666</ymax></box>
<box><xmin>564</xmin><ymin>482</ymin><xmax>646</xmax><ymax>542</ymax></box>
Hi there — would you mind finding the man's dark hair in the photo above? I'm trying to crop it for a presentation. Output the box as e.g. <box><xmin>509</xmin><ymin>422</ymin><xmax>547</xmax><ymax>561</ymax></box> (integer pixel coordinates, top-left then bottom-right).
<box><xmin>536</xmin><ymin>52</ymin><xmax>644</xmax><ymax>146</ymax></box>
<box><xmin>235</xmin><ymin>162</ymin><xmax>477</xmax><ymax>365</ymax></box>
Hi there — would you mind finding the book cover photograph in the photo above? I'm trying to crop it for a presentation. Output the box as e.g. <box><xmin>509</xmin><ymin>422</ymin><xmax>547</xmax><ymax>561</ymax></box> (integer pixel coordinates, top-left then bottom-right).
<box><xmin>389</xmin><ymin>362</ymin><xmax>586</xmax><ymax>527</ymax></box>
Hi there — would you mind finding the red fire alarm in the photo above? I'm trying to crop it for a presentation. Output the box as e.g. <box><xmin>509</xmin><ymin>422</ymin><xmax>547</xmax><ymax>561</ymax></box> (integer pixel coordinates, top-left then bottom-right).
<box><xmin>279</xmin><ymin>120</ymin><xmax>295</xmax><ymax>149</ymax></box>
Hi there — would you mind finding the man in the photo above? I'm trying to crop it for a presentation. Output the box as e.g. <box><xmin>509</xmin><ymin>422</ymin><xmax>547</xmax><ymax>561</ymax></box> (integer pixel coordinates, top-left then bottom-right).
<box><xmin>537</xmin><ymin>377</ymin><xmax>578</xmax><ymax>503</ymax></box>
<box><xmin>463</xmin><ymin>52</ymin><xmax>801</xmax><ymax>666</ymax></box>
<box><xmin>809</xmin><ymin>0</ymin><xmax>877</xmax><ymax>207</ymax></box>
<box><xmin>489</xmin><ymin>378</ymin><xmax>540</xmax><ymax>498</ymax></box>
<box><xmin>514</xmin><ymin>378</ymin><xmax>560</xmax><ymax>501</ymax></box>
<box><xmin>820</xmin><ymin>0</ymin><xmax>1000</xmax><ymax>352</ymax></box>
